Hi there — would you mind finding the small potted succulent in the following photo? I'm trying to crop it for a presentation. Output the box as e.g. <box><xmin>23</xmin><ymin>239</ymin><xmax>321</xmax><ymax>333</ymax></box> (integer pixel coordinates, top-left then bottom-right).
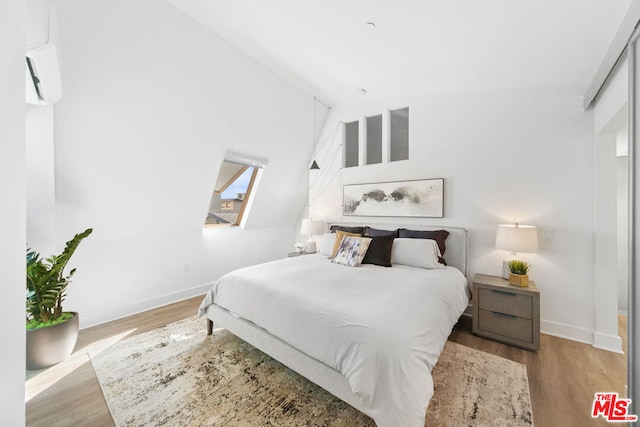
<box><xmin>508</xmin><ymin>259</ymin><xmax>531</xmax><ymax>287</ymax></box>
<box><xmin>26</xmin><ymin>228</ymin><xmax>92</xmax><ymax>370</ymax></box>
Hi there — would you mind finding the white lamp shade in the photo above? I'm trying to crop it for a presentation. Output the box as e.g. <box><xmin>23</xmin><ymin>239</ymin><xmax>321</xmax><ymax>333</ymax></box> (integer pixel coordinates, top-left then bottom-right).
<box><xmin>495</xmin><ymin>224</ymin><xmax>539</xmax><ymax>253</ymax></box>
<box><xmin>301</xmin><ymin>219</ymin><xmax>326</xmax><ymax>236</ymax></box>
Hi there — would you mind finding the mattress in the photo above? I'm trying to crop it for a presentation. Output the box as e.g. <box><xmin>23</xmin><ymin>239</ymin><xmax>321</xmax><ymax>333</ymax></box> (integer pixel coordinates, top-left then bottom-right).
<box><xmin>199</xmin><ymin>254</ymin><xmax>469</xmax><ymax>427</ymax></box>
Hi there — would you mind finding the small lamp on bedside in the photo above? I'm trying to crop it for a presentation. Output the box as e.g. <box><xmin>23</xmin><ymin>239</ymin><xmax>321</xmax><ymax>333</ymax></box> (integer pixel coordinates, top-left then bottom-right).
<box><xmin>301</xmin><ymin>219</ymin><xmax>326</xmax><ymax>253</ymax></box>
<box><xmin>495</xmin><ymin>223</ymin><xmax>539</xmax><ymax>279</ymax></box>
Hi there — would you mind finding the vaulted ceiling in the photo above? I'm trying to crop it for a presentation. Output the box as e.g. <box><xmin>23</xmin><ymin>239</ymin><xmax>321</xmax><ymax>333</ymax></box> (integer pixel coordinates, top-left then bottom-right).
<box><xmin>168</xmin><ymin>0</ymin><xmax>632</xmax><ymax>104</ymax></box>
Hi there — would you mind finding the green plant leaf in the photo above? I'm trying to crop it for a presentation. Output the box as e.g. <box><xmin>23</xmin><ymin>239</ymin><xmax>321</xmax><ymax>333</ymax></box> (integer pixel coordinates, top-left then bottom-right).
<box><xmin>25</xmin><ymin>228</ymin><xmax>93</xmax><ymax>324</ymax></box>
<box><xmin>508</xmin><ymin>259</ymin><xmax>531</xmax><ymax>275</ymax></box>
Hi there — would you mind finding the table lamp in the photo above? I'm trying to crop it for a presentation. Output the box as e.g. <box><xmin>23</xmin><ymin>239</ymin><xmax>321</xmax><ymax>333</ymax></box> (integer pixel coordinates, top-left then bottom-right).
<box><xmin>301</xmin><ymin>219</ymin><xmax>326</xmax><ymax>253</ymax></box>
<box><xmin>495</xmin><ymin>223</ymin><xmax>539</xmax><ymax>279</ymax></box>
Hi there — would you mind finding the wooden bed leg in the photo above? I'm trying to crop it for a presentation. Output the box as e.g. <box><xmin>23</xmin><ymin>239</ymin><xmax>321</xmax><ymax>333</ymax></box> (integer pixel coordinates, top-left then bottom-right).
<box><xmin>207</xmin><ymin>318</ymin><xmax>213</xmax><ymax>335</ymax></box>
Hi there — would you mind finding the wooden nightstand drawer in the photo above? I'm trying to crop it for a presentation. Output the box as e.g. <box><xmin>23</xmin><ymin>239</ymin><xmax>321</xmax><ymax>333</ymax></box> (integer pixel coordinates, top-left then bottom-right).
<box><xmin>478</xmin><ymin>288</ymin><xmax>533</xmax><ymax>319</ymax></box>
<box><xmin>477</xmin><ymin>309</ymin><xmax>533</xmax><ymax>343</ymax></box>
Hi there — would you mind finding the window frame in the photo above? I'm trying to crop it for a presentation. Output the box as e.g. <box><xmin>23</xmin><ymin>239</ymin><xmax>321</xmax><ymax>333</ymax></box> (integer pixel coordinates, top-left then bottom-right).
<box><xmin>204</xmin><ymin>154</ymin><xmax>264</xmax><ymax>229</ymax></box>
<box><xmin>343</xmin><ymin>120</ymin><xmax>360</xmax><ymax>168</ymax></box>
<box><xmin>365</xmin><ymin>114</ymin><xmax>383</xmax><ymax>165</ymax></box>
<box><xmin>389</xmin><ymin>107</ymin><xmax>409</xmax><ymax>162</ymax></box>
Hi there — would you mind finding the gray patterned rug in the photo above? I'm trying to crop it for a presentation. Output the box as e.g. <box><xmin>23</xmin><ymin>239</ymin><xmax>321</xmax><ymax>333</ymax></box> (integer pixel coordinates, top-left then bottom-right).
<box><xmin>91</xmin><ymin>316</ymin><xmax>533</xmax><ymax>426</ymax></box>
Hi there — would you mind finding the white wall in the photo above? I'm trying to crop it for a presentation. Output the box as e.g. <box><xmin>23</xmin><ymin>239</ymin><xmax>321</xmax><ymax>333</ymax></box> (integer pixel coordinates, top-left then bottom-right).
<box><xmin>0</xmin><ymin>0</ymin><xmax>26</xmax><ymax>423</ymax></box>
<box><xmin>32</xmin><ymin>0</ymin><xmax>313</xmax><ymax>327</ymax></box>
<box><xmin>27</xmin><ymin>105</ymin><xmax>56</xmax><ymax>254</ymax></box>
<box><xmin>310</xmin><ymin>86</ymin><xmax>602</xmax><ymax>345</ymax></box>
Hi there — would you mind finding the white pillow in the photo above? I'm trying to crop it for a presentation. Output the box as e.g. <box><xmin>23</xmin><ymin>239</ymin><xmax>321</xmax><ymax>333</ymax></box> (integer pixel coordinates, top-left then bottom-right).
<box><xmin>391</xmin><ymin>238</ymin><xmax>445</xmax><ymax>269</ymax></box>
<box><xmin>318</xmin><ymin>233</ymin><xmax>337</xmax><ymax>256</ymax></box>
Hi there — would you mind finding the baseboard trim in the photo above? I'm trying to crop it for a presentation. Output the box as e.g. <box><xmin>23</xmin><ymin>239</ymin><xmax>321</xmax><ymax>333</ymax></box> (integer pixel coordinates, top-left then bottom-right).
<box><xmin>540</xmin><ymin>320</ymin><xmax>594</xmax><ymax>345</ymax></box>
<box><xmin>541</xmin><ymin>320</ymin><xmax>623</xmax><ymax>353</ymax></box>
<box><xmin>593</xmin><ymin>332</ymin><xmax>624</xmax><ymax>354</ymax></box>
<box><xmin>79</xmin><ymin>283</ymin><xmax>211</xmax><ymax>329</ymax></box>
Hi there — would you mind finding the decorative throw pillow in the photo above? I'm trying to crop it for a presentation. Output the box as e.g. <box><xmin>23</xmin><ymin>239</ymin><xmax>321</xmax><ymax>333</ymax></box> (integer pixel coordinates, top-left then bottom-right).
<box><xmin>391</xmin><ymin>238</ymin><xmax>445</xmax><ymax>269</ymax></box>
<box><xmin>329</xmin><ymin>230</ymin><xmax>361</xmax><ymax>258</ymax></box>
<box><xmin>363</xmin><ymin>226</ymin><xmax>399</xmax><ymax>237</ymax></box>
<box><xmin>397</xmin><ymin>229</ymin><xmax>450</xmax><ymax>265</ymax></box>
<box><xmin>318</xmin><ymin>233</ymin><xmax>337</xmax><ymax>256</ymax></box>
<box><xmin>362</xmin><ymin>235</ymin><xmax>395</xmax><ymax>267</ymax></box>
<box><xmin>329</xmin><ymin>225</ymin><xmax>364</xmax><ymax>234</ymax></box>
<box><xmin>332</xmin><ymin>236</ymin><xmax>372</xmax><ymax>267</ymax></box>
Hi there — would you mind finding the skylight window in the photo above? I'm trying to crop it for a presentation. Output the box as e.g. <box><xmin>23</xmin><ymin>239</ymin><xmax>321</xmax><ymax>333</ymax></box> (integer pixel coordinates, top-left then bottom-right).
<box><xmin>205</xmin><ymin>154</ymin><xmax>266</xmax><ymax>227</ymax></box>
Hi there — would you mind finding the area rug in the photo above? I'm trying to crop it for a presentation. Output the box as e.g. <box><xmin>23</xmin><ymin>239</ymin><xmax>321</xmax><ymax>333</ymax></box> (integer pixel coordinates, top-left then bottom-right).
<box><xmin>91</xmin><ymin>316</ymin><xmax>533</xmax><ymax>426</ymax></box>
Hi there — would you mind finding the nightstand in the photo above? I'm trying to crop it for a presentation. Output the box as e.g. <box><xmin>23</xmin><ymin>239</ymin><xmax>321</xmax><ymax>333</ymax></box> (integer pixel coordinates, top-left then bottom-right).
<box><xmin>472</xmin><ymin>273</ymin><xmax>540</xmax><ymax>351</ymax></box>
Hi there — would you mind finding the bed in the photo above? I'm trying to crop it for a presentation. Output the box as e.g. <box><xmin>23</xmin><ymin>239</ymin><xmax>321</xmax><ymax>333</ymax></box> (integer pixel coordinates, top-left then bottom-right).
<box><xmin>198</xmin><ymin>224</ymin><xmax>470</xmax><ymax>427</ymax></box>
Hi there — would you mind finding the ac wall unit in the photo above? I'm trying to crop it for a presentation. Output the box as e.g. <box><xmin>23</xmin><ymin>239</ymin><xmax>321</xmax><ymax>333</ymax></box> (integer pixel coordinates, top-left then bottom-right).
<box><xmin>25</xmin><ymin>1</ymin><xmax>61</xmax><ymax>105</ymax></box>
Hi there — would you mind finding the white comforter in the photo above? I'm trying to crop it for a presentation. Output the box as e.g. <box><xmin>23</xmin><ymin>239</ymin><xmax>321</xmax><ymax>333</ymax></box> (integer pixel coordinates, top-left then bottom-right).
<box><xmin>198</xmin><ymin>254</ymin><xmax>469</xmax><ymax>427</ymax></box>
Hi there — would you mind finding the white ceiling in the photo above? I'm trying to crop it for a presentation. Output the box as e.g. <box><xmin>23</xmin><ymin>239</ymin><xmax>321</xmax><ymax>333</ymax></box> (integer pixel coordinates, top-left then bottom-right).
<box><xmin>168</xmin><ymin>0</ymin><xmax>633</xmax><ymax>105</ymax></box>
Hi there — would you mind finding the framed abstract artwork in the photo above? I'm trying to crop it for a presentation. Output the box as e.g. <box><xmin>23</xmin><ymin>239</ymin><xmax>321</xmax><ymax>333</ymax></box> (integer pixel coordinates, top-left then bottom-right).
<box><xmin>343</xmin><ymin>178</ymin><xmax>444</xmax><ymax>218</ymax></box>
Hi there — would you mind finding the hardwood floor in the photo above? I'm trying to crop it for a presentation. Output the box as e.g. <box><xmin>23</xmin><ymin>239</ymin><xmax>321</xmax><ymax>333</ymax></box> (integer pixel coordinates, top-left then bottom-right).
<box><xmin>449</xmin><ymin>315</ymin><xmax>627</xmax><ymax>427</ymax></box>
<box><xmin>26</xmin><ymin>298</ymin><xmax>627</xmax><ymax>427</ymax></box>
<box><xmin>26</xmin><ymin>296</ymin><xmax>204</xmax><ymax>427</ymax></box>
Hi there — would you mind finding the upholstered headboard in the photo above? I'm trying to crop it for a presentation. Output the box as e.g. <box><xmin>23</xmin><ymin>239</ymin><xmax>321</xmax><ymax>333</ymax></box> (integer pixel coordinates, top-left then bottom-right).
<box><xmin>328</xmin><ymin>223</ymin><xmax>469</xmax><ymax>277</ymax></box>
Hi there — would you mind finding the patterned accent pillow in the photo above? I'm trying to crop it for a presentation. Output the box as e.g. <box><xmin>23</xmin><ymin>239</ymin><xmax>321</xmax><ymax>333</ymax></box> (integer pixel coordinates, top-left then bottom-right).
<box><xmin>329</xmin><ymin>230</ymin><xmax>361</xmax><ymax>258</ymax></box>
<box><xmin>331</xmin><ymin>236</ymin><xmax>372</xmax><ymax>267</ymax></box>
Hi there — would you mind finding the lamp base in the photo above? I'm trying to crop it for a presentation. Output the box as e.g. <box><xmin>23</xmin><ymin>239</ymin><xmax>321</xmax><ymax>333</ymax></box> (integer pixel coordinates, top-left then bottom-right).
<box><xmin>501</xmin><ymin>260</ymin><xmax>510</xmax><ymax>279</ymax></box>
<box><xmin>304</xmin><ymin>239</ymin><xmax>317</xmax><ymax>254</ymax></box>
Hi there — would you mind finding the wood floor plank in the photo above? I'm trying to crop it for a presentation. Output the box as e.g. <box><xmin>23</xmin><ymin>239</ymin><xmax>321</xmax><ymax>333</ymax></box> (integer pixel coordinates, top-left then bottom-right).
<box><xmin>26</xmin><ymin>296</ymin><xmax>203</xmax><ymax>427</ymax></box>
<box><xmin>449</xmin><ymin>316</ymin><xmax>626</xmax><ymax>427</ymax></box>
<box><xmin>26</xmin><ymin>298</ymin><xmax>627</xmax><ymax>426</ymax></box>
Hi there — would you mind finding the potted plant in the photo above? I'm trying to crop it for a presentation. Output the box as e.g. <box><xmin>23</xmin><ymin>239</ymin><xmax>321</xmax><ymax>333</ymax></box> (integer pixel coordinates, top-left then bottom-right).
<box><xmin>26</xmin><ymin>228</ymin><xmax>93</xmax><ymax>370</ymax></box>
<box><xmin>508</xmin><ymin>259</ymin><xmax>531</xmax><ymax>287</ymax></box>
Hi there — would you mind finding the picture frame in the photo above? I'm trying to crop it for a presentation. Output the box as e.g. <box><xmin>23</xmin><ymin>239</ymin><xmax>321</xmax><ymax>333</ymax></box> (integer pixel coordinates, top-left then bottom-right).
<box><xmin>343</xmin><ymin>178</ymin><xmax>444</xmax><ymax>218</ymax></box>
